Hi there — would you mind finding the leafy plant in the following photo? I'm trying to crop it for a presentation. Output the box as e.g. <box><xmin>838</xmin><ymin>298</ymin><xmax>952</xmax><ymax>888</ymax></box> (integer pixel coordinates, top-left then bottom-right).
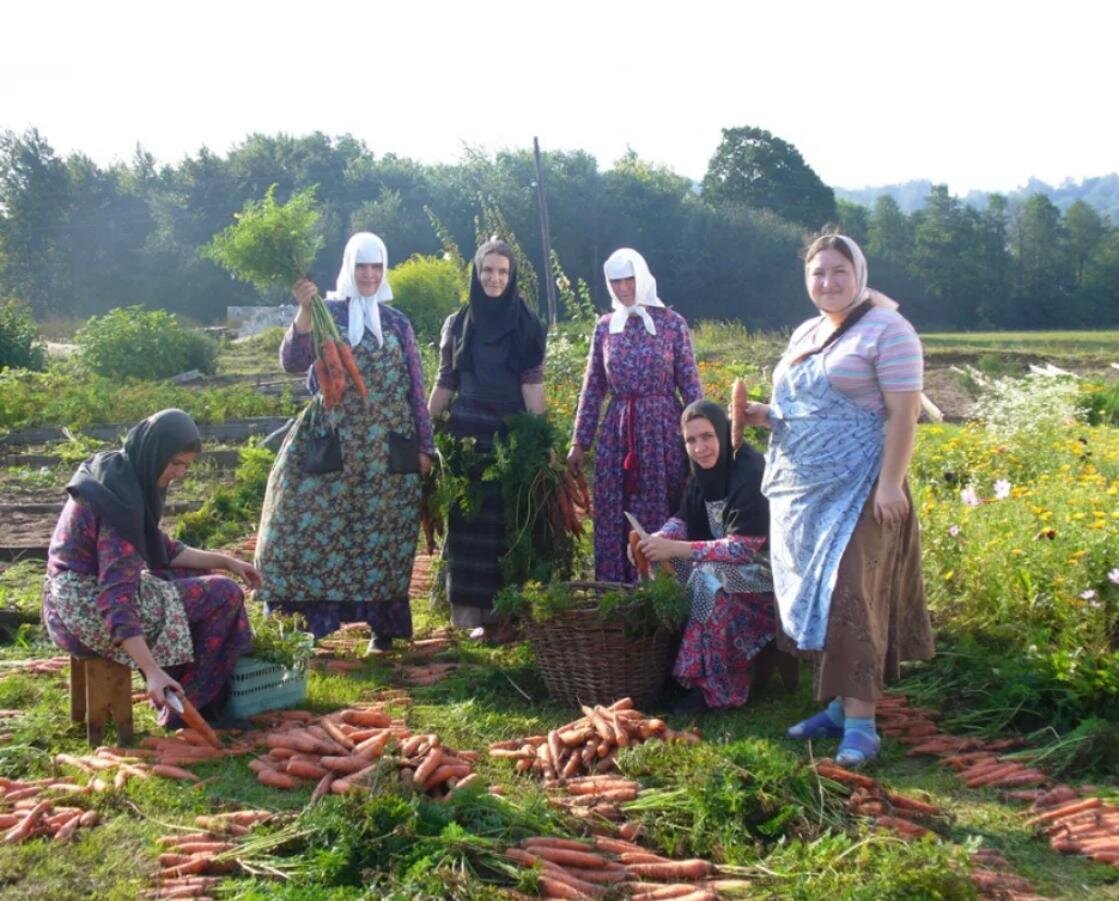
<box><xmin>75</xmin><ymin>306</ymin><xmax>217</xmax><ymax>380</ymax></box>
<box><xmin>202</xmin><ymin>184</ymin><xmax>323</xmax><ymax>296</ymax></box>
<box><xmin>174</xmin><ymin>442</ymin><xmax>275</xmax><ymax>547</ymax></box>
<box><xmin>389</xmin><ymin>254</ymin><xmax>465</xmax><ymax>344</ymax></box>
<box><xmin>496</xmin><ymin>573</ymin><xmax>688</xmax><ymax>634</ymax></box>
<box><xmin>247</xmin><ymin>606</ymin><xmax>313</xmax><ymax>670</ymax></box>
<box><xmin>0</xmin><ymin>301</ymin><xmax>46</xmax><ymax>371</ymax></box>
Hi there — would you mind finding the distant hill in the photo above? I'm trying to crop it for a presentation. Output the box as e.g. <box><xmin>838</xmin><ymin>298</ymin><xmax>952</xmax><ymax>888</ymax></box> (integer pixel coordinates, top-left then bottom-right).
<box><xmin>836</xmin><ymin>174</ymin><xmax>1119</xmax><ymax>222</ymax></box>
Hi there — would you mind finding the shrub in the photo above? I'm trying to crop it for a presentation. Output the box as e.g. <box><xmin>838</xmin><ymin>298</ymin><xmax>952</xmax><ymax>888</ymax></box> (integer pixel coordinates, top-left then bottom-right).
<box><xmin>0</xmin><ymin>301</ymin><xmax>46</xmax><ymax>371</ymax></box>
<box><xmin>75</xmin><ymin>306</ymin><xmax>218</xmax><ymax>380</ymax></box>
<box><xmin>388</xmin><ymin>254</ymin><xmax>464</xmax><ymax>344</ymax></box>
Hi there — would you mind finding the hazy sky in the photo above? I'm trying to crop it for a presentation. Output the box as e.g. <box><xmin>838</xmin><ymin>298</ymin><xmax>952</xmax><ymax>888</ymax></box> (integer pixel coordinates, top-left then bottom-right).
<box><xmin>5</xmin><ymin>0</ymin><xmax>1113</xmax><ymax>195</ymax></box>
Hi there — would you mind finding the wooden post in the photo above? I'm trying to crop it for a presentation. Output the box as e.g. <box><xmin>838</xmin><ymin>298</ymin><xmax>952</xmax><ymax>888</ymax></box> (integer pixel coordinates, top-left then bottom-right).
<box><xmin>83</xmin><ymin>658</ymin><xmax>134</xmax><ymax>747</ymax></box>
<box><xmin>69</xmin><ymin>657</ymin><xmax>86</xmax><ymax>723</ymax></box>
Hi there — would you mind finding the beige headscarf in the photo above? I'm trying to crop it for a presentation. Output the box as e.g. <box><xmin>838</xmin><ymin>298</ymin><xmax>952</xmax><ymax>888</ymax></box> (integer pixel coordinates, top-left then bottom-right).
<box><xmin>604</xmin><ymin>248</ymin><xmax>665</xmax><ymax>335</ymax></box>
<box><xmin>805</xmin><ymin>234</ymin><xmax>898</xmax><ymax>313</ymax></box>
<box><xmin>327</xmin><ymin>232</ymin><xmax>394</xmax><ymax>348</ymax></box>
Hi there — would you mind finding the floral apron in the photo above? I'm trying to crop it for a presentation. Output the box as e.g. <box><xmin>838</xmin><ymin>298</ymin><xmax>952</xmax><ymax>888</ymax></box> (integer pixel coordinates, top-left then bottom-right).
<box><xmin>254</xmin><ymin>328</ymin><xmax>422</xmax><ymax>605</ymax></box>
<box><xmin>45</xmin><ymin>570</ymin><xmax>193</xmax><ymax>667</ymax></box>
<box><xmin>761</xmin><ymin>351</ymin><xmax>884</xmax><ymax>650</ymax></box>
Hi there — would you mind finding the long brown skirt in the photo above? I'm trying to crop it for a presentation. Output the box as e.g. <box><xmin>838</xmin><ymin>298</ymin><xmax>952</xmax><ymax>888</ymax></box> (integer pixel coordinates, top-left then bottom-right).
<box><xmin>779</xmin><ymin>482</ymin><xmax>934</xmax><ymax>702</ymax></box>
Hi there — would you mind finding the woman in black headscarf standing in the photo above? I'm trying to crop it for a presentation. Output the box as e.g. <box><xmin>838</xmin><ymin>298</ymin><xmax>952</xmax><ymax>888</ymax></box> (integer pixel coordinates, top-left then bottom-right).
<box><xmin>41</xmin><ymin>409</ymin><xmax>258</xmax><ymax>724</ymax></box>
<box><xmin>636</xmin><ymin>400</ymin><xmax>777</xmax><ymax>712</ymax></box>
<box><xmin>428</xmin><ymin>240</ymin><xmax>547</xmax><ymax>642</ymax></box>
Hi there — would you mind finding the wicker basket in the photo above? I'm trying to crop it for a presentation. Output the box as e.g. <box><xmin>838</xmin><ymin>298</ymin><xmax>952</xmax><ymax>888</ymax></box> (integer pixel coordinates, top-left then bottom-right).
<box><xmin>527</xmin><ymin>581</ymin><xmax>677</xmax><ymax>709</ymax></box>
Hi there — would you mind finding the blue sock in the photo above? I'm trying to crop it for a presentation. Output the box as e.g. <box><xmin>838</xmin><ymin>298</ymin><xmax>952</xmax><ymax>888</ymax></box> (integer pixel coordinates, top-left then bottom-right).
<box><xmin>844</xmin><ymin>715</ymin><xmax>878</xmax><ymax>741</ymax></box>
<box><xmin>824</xmin><ymin>697</ymin><xmax>846</xmax><ymax>727</ymax></box>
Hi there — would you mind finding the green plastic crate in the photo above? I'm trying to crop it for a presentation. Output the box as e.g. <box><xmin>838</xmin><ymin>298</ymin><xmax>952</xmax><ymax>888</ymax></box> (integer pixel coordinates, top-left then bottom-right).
<box><xmin>224</xmin><ymin>656</ymin><xmax>307</xmax><ymax>718</ymax></box>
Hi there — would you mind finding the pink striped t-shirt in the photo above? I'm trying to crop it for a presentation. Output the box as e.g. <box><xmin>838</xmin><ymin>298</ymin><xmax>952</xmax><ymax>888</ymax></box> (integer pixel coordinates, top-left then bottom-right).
<box><xmin>778</xmin><ymin>307</ymin><xmax>923</xmax><ymax>414</ymax></box>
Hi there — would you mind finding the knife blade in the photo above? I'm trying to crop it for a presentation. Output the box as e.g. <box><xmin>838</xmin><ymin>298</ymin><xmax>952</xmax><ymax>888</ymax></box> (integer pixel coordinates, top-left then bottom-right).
<box><xmin>623</xmin><ymin>511</ymin><xmax>647</xmax><ymax>539</ymax></box>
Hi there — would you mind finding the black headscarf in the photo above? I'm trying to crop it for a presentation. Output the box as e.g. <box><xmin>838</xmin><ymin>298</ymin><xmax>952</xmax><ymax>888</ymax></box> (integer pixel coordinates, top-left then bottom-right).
<box><xmin>678</xmin><ymin>399</ymin><xmax>769</xmax><ymax>542</ymax></box>
<box><xmin>449</xmin><ymin>245</ymin><xmax>547</xmax><ymax>376</ymax></box>
<box><xmin>65</xmin><ymin>409</ymin><xmax>202</xmax><ymax>567</ymax></box>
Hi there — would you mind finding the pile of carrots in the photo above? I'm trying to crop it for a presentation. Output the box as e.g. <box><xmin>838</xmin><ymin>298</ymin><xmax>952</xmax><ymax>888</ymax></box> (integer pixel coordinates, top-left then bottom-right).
<box><xmin>870</xmin><ymin>691</ymin><xmax>1119</xmax><ymax>881</ymax></box>
<box><xmin>308</xmin><ymin>296</ymin><xmax>366</xmax><ymax>409</ymax></box>
<box><xmin>0</xmin><ymin>776</ymin><xmax>99</xmax><ymax>844</ymax></box>
<box><xmin>1027</xmin><ymin>788</ymin><xmax>1119</xmax><ymax>867</ymax></box>
<box><xmin>812</xmin><ymin>757</ymin><xmax>1042</xmax><ymax>897</ymax></box>
<box><xmin>144</xmin><ymin>809</ymin><xmax>272</xmax><ymax>897</ymax></box>
<box><xmin>504</xmin><ymin>835</ymin><xmax>745</xmax><ymax>899</ymax></box>
<box><xmin>549</xmin><ymin>467</ymin><xmax>592</xmax><ymax>540</ymax></box>
<box><xmin>243</xmin><ymin>705</ymin><xmax>478</xmax><ymax>801</ymax></box>
<box><xmin>0</xmin><ymin>656</ymin><xmax>69</xmax><ymax>677</ymax></box>
<box><xmin>488</xmin><ymin>698</ymin><xmax>698</xmax><ymax>784</ymax></box>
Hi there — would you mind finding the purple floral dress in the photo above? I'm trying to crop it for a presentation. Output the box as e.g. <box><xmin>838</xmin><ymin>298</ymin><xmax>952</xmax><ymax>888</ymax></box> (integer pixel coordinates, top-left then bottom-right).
<box><xmin>656</xmin><ymin>512</ymin><xmax>776</xmax><ymax>709</ymax></box>
<box><xmin>572</xmin><ymin>308</ymin><xmax>703</xmax><ymax>582</ymax></box>
<box><xmin>255</xmin><ymin>303</ymin><xmax>434</xmax><ymax>639</ymax></box>
<box><xmin>42</xmin><ymin>498</ymin><xmax>252</xmax><ymax>718</ymax></box>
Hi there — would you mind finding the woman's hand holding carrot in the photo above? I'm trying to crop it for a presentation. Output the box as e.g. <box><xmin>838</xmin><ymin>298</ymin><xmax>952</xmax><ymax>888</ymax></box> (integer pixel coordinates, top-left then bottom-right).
<box><xmin>637</xmin><ymin>534</ymin><xmax>689</xmax><ymax>563</ymax></box>
<box><xmin>145</xmin><ymin>668</ymin><xmax>184</xmax><ymax>708</ymax></box>
<box><xmin>418</xmin><ymin>452</ymin><xmax>432</xmax><ymax>478</ymax></box>
<box><xmin>741</xmin><ymin>401</ymin><xmax>772</xmax><ymax>429</ymax></box>
<box><xmin>292</xmin><ymin>279</ymin><xmax>317</xmax><ymax>334</ymax></box>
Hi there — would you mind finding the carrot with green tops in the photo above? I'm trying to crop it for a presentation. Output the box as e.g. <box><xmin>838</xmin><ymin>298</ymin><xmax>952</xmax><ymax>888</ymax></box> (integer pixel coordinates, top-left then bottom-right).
<box><xmin>335</xmin><ymin>342</ymin><xmax>367</xmax><ymax>399</ymax></box>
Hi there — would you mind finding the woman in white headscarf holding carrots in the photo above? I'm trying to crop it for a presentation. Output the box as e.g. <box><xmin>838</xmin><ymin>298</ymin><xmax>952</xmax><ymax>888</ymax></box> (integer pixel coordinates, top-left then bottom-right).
<box><xmin>567</xmin><ymin>248</ymin><xmax>703</xmax><ymax>583</ymax></box>
<box><xmin>254</xmin><ymin>232</ymin><xmax>435</xmax><ymax>653</ymax></box>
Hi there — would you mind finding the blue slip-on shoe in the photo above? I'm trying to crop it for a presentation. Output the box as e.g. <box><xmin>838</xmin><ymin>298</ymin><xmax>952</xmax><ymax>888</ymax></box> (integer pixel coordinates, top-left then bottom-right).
<box><xmin>786</xmin><ymin>709</ymin><xmax>845</xmax><ymax>740</ymax></box>
<box><xmin>835</xmin><ymin>730</ymin><xmax>881</xmax><ymax>769</ymax></box>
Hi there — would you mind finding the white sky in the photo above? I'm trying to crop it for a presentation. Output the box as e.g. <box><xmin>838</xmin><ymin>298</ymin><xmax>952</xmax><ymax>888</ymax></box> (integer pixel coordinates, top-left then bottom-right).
<box><xmin>4</xmin><ymin>0</ymin><xmax>1113</xmax><ymax>195</ymax></box>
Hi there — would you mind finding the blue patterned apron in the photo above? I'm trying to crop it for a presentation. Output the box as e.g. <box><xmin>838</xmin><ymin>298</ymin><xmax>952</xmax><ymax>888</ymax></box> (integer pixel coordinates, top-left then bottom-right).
<box><xmin>761</xmin><ymin>350</ymin><xmax>884</xmax><ymax>650</ymax></box>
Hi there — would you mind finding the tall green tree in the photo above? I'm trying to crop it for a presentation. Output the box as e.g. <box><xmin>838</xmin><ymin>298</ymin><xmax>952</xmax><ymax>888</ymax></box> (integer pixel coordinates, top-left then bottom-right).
<box><xmin>701</xmin><ymin>126</ymin><xmax>835</xmax><ymax>228</ymax></box>
<box><xmin>0</xmin><ymin>129</ymin><xmax>72</xmax><ymax>312</ymax></box>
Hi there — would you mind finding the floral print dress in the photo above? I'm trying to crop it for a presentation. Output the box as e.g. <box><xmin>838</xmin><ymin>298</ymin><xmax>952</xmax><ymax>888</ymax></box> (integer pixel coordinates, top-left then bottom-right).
<box><xmin>655</xmin><ymin>507</ymin><xmax>777</xmax><ymax>709</ymax></box>
<box><xmin>572</xmin><ymin>308</ymin><xmax>703</xmax><ymax>583</ymax></box>
<box><xmin>42</xmin><ymin>498</ymin><xmax>252</xmax><ymax>716</ymax></box>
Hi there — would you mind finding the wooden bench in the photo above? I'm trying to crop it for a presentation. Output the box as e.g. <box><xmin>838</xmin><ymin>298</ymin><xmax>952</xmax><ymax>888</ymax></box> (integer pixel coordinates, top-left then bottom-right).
<box><xmin>69</xmin><ymin>656</ymin><xmax>133</xmax><ymax>746</ymax></box>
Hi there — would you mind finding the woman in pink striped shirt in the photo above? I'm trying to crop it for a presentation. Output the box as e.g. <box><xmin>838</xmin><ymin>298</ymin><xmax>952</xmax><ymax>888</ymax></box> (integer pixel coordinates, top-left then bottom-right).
<box><xmin>745</xmin><ymin>232</ymin><xmax>934</xmax><ymax>768</ymax></box>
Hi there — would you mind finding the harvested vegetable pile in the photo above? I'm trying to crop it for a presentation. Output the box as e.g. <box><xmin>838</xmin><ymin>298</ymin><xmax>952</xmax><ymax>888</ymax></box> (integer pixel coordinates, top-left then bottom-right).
<box><xmin>488</xmin><ymin>698</ymin><xmax>696</xmax><ymax>783</ymax></box>
<box><xmin>0</xmin><ymin>656</ymin><xmax>69</xmax><ymax>678</ymax></box>
<box><xmin>0</xmin><ymin>775</ymin><xmax>99</xmax><ymax>844</ymax></box>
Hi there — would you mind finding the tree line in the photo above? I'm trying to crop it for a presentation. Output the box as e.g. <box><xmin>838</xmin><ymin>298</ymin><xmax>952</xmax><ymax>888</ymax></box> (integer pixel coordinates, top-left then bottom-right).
<box><xmin>1</xmin><ymin>126</ymin><xmax>1116</xmax><ymax>332</ymax></box>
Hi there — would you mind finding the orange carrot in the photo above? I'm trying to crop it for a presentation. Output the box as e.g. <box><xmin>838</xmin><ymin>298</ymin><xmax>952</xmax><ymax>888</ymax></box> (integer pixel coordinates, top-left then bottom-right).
<box><xmin>629</xmin><ymin>531</ymin><xmax>651</xmax><ymax>580</ymax></box>
<box><xmin>1026</xmin><ymin>797</ymin><xmax>1102</xmax><ymax>826</ymax></box>
<box><xmin>423</xmin><ymin>763</ymin><xmax>472</xmax><ymax>791</ymax></box>
<box><xmin>321</xmin><ymin>340</ymin><xmax>348</xmax><ymax>401</ymax></box>
<box><xmin>731</xmin><ymin>378</ymin><xmax>747</xmax><ymax>450</ymax></box>
<box><xmin>335</xmin><ymin>342</ymin><xmax>367</xmax><ymax>399</ymax></box>
<box><xmin>529</xmin><ymin>845</ymin><xmax>612</xmax><ymax>869</ymax></box>
<box><xmin>151</xmin><ymin>764</ymin><xmax>201</xmax><ymax>782</ymax></box>
<box><xmin>169</xmin><ymin>693</ymin><xmax>222</xmax><ymax>750</ymax></box>
<box><xmin>286</xmin><ymin>759</ymin><xmax>328</xmax><ymax>780</ymax></box>
<box><xmin>624</xmin><ymin>859</ymin><xmax>713</xmax><ymax>880</ymax></box>
<box><xmin>341</xmin><ymin>709</ymin><xmax>392</xmax><ymax>728</ymax></box>
<box><xmin>52</xmin><ymin>811</ymin><xmax>83</xmax><ymax>843</ymax></box>
<box><xmin>257</xmin><ymin>769</ymin><xmax>301</xmax><ymax>790</ymax></box>
<box><xmin>815</xmin><ymin>763</ymin><xmax>876</xmax><ymax>789</ymax></box>
<box><xmin>874</xmin><ymin>815</ymin><xmax>931</xmax><ymax>838</ymax></box>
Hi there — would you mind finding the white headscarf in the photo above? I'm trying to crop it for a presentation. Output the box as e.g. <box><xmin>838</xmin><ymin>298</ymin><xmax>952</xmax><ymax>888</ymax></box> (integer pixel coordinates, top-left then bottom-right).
<box><xmin>326</xmin><ymin>233</ymin><xmax>394</xmax><ymax>348</ymax></box>
<box><xmin>805</xmin><ymin>234</ymin><xmax>898</xmax><ymax>314</ymax></box>
<box><xmin>603</xmin><ymin>248</ymin><xmax>665</xmax><ymax>335</ymax></box>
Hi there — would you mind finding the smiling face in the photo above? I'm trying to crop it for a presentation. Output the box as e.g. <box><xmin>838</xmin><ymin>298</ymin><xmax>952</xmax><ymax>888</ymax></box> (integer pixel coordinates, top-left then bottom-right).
<box><xmin>354</xmin><ymin>262</ymin><xmax>384</xmax><ymax>297</ymax></box>
<box><xmin>806</xmin><ymin>248</ymin><xmax>858</xmax><ymax>314</ymax></box>
<box><xmin>157</xmin><ymin>450</ymin><xmax>198</xmax><ymax>488</ymax></box>
<box><xmin>478</xmin><ymin>252</ymin><xmax>512</xmax><ymax>298</ymax></box>
<box><xmin>683</xmin><ymin>416</ymin><xmax>720</xmax><ymax>470</ymax></box>
<box><xmin>610</xmin><ymin>276</ymin><xmax>637</xmax><ymax>307</ymax></box>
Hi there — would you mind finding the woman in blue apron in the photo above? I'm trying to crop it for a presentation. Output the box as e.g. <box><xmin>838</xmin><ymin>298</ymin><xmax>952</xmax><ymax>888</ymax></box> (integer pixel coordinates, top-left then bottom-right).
<box><xmin>744</xmin><ymin>232</ymin><xmax>933</xmax><ymax>767</ymax></box>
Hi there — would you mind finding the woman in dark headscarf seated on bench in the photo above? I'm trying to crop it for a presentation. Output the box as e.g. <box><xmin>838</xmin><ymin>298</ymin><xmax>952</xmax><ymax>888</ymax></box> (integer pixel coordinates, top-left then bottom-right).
<box><xmin>635</xmin><ymin>399</ymin><xmax>778</xmax><ymax>713</ymax></box>
<box><xmin>42</xmin><ymin>409</ymin><xmax>258</xmax><ymax>726</ymax></box>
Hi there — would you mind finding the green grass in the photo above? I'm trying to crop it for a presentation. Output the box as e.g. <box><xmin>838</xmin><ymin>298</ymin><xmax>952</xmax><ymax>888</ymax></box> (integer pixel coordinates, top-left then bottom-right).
<box><xmin>922</xmin><ymin>330</ymin><xmax>1119</xmax><ymax>362</ymax></box>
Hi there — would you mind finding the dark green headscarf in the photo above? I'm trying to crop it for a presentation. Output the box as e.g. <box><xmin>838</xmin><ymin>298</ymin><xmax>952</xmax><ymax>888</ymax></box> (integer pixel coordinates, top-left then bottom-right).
<box><xmin>66</xmin><ymin>409</ymin><xmax>202</xmax><ymax>567</ymax></box>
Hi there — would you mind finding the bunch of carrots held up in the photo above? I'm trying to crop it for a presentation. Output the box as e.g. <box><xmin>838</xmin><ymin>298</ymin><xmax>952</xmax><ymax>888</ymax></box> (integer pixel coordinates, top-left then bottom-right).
<box><xmin>307</xmin><ymin>295</ymin><xmax>366</xmax><ymax>409</ymax></box>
